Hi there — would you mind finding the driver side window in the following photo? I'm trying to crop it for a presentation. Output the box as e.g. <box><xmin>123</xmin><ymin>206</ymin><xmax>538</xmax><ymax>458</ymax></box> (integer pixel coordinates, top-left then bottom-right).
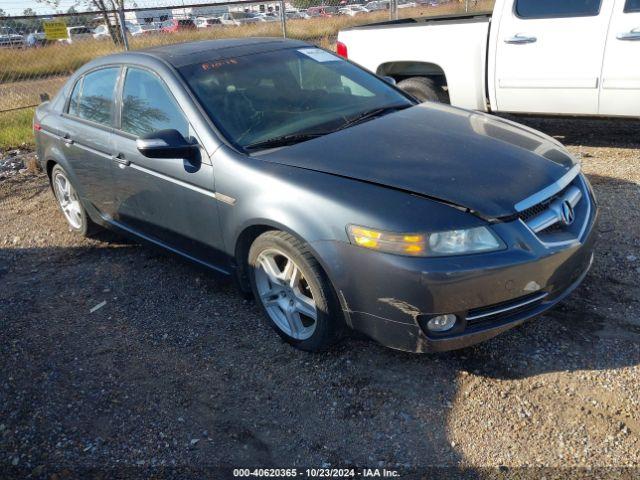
<box><xmin>120</xmin><ymin>68</ymin><xmax>189</xmax><ymax>138</ymax></box>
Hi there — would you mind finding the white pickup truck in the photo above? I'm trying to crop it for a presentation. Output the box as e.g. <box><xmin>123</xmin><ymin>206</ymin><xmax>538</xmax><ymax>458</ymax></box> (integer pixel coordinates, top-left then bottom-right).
<box><xmin>337</xmin><ymin>0</ymin><xmax>640</xmax><ymax>117</ymax></box>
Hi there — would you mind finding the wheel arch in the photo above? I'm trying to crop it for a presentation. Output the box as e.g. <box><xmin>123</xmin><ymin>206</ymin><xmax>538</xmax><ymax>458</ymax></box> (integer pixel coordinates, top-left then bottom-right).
<box><xmin>46</xmin><ymin>159</ymin><xmax>58</xmax><ymax>180</ymax></box>
<box><xmin>232</xmin><ymin>220</ymin><xmax>340</xmax><ymax>302</ymax></box>
<box><xmin>376</xmin><ymin>61</ymin><xmax>448</xmax><ymax>85</ymax></box>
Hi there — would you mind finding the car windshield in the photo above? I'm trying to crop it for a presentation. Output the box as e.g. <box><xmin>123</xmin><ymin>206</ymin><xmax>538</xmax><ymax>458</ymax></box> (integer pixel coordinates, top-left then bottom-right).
<box><xmin>179</xmin><ymin>47</ymin><xmax>413</xmax><ymax>150</ymax></box>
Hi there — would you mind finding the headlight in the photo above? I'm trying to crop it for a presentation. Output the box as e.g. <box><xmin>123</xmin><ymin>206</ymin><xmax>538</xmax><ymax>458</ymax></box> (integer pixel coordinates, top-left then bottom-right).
<box><xmin>347</xmin><ymin>225</ymin><xmax>504</xmax><ymax>257</ymax></box>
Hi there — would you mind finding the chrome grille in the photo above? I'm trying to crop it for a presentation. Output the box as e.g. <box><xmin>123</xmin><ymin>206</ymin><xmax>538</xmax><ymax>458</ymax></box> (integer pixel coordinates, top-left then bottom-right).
<box><xmin>515</xmin><ymin>169</ymin><xmax>591</xmax><ymax>244</ymax></box>
<box><xmin>525</xmin><ymin>185</ymin><xmax>582</xmax><ymax>234</ymax></box>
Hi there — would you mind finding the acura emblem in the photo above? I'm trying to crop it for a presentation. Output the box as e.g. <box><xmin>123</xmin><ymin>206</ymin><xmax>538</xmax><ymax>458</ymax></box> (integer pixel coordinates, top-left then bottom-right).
<box><xmin>560</xmin><ymin>200</ymin><xmax>575</xmax><ymax>226</ymax></box>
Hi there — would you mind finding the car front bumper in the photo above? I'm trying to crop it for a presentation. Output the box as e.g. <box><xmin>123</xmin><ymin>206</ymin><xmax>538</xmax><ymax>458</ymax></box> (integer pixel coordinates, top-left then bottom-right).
<box><xmin>311</xmin><ymin>206</ymin><xmax>598</xmax><ymax>353</ymax></box>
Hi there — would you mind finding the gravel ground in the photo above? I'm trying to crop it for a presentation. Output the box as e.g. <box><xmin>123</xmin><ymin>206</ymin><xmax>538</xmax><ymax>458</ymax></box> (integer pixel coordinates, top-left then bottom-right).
<box><xmin>0</xmin><ymin>116</ymin><xmax>639</xmax><ymax>477</ymax></box>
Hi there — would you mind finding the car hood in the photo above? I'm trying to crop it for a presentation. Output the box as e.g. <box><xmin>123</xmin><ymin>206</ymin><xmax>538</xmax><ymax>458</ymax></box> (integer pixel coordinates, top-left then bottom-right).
<box><xmin>257</xmin><ymin>103</ymin><xmax>577</xmax><ymax>219</ymax></box>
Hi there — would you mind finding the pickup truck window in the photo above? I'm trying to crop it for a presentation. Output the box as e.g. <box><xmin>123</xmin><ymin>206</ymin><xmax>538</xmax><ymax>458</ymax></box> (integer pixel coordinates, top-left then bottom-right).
<box><xmin>625</xmin><ymin>0</ymin><xmax>640</xmax><ymax>12</ymax></box>
<box><xmin>515</xmin><ymin>0</ymin><xmax>601</xmax><ymax>19</ymax></box>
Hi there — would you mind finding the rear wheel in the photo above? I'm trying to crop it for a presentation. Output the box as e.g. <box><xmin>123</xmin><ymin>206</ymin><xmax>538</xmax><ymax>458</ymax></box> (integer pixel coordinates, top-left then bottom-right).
<box><xmin>51</xmin><ymin>164</ymin><xmax>99</xmax><ymax>237</ymax></box>
<box><xmin>397</xmin><ymin>76</ymin><xmax>446</xmax><ymax>103</ymax></box>
<box><xmin>248</xmin><ymin>231</ymin><xmax>343</xmax><ymax>352</ymax></box>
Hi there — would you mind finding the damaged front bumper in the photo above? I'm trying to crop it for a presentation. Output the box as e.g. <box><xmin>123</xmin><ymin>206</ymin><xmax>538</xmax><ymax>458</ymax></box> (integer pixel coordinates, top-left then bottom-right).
<box><xmin>310</xmin><ymin>211</ymin><xmax>597</xmax><ymax>353</ymax></box>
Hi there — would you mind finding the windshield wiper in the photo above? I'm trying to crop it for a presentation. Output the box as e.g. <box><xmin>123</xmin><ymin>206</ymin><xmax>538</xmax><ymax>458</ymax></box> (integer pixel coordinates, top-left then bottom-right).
<box><xmin>336</xmin><ymin>104</ymin><xmax>411</xmax><ymax>131</ymax></box>
<box><xmin>244</xmin><ymin>104</ymin><xmax>411</xmax><ymax>152</ymax></box>
<box><xmin>244</xmin><ymin>132</ymin><xmax>326</xmax><ymax>151</ymax></box>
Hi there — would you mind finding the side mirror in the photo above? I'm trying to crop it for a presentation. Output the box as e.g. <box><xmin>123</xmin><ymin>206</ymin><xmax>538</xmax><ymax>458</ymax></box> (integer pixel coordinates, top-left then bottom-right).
<box><xmin>136</xmin><ymin>129</ymin><xmax>199</xmax><ymax>159</ymax></box>
<box><xmin>382</xmin><ymin>76</ymin><xmax>397</xmax><ymax>86</ymax></box>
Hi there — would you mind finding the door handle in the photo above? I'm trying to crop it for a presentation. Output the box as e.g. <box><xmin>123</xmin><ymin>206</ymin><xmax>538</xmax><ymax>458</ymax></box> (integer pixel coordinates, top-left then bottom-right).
<box><xmin>111</xmin><ymin>154</ymin><xmax>130</xmax><ymax>167</ymax></box>
<box><xmin>62</xmin><ymin>134</ymin><xmax>74</xmax><ymax>146</ymax></box>
<box><xmin>617</xmin><ymin>29</ymin><xmax>640</xmax><ymax>41</ymax></box>
<box><xmin>505</xmin><ymin>34</ymin><xmax>537</xmax><ymax>44</ymax></box>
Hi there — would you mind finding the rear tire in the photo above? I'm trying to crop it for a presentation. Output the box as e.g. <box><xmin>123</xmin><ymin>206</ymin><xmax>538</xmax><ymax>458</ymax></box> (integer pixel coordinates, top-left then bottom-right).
<box><xmin>397</xmin><ymin>76</ymin><xmax>446</xmax><ymax>103</ymax></box>
<box><xmin>50</xmin><ymin>164</ymin><xmax>100</xmax><ymax>237</ymax></box>
<box><xmin>248</xmin><ymin>230</ymin><xmax>343</xmax><ymax>352</ymax></box>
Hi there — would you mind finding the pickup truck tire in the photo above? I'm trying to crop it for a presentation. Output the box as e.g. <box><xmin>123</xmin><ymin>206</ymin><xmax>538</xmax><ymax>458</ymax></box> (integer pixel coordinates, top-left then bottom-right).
<box><xmin>397</xmin><ymin>77</ymin><xmax>445</xmax><ymax>103</ymax></box>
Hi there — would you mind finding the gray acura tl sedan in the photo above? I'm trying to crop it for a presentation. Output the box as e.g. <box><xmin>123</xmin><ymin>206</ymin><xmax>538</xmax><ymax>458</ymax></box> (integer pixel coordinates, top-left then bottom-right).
<box><xmin>34</xmin><ymin>38</ymin><xmax>597</xmax><ymax>353</ymax></box>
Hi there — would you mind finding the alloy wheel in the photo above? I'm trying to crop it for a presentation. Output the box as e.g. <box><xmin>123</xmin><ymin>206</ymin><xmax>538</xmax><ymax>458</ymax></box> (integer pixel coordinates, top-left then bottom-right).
<box><xmin>254</xmin><ymin>248</ymin><xmax>318</xmax><ymax>340</ymax></box>
<box><xmin>53</xmin><ymin>171</ymin><xmax>83</xmax><ymax>229</ymax></box>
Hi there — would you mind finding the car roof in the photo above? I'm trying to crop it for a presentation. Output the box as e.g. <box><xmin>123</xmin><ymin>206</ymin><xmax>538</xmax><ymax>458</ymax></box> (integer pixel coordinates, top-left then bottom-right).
<box><xmin>117</xmin><ymin>38</ymin><xmax>311</xmax><ymax>68</ymax></box>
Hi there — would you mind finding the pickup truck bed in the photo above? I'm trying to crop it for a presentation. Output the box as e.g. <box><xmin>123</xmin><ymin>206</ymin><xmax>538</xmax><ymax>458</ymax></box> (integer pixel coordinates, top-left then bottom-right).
<box><xmin>347</xmin><ymin>12</ymin><xmax>492</xmax><ymax>29</ymax></box>
<box><xmin>339</xmin><ymin>13</ymin><xmax>492</xmax><ymax>110</ymax></box>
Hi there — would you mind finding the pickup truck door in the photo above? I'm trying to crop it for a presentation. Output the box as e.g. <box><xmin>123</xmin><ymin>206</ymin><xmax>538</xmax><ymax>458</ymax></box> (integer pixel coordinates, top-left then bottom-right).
<box><xmin>492</xmin><ymin>0</ymin><xmax>615</xmax><ymax>115</ymax></box>
<box><xmin>599</xmin><ymin>0</ymin><xmax>640</xmax><ymax>115</ymax></box>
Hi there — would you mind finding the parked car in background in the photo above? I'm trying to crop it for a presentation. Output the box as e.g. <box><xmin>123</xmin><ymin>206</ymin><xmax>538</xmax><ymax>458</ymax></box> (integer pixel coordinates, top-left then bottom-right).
<box><xmin>254</xmin><ymin>12</ymin><xmax>280</xmax><ymax>22</ymax></box>
<box><xmin>339</xmin><ymin>5</ymin><xmax>370</xmax><ymax>15</ymax></box>
<box><xmin>34</xmin><ymin>38</ymin><xmax>597</xmax><ymax>354</ymax></box>
<box><xmin>196</xmin><ymin>16</ymin><xmax>223</xmax><ymax>28</ymax></box>
<box><xmin>59</xmin><ymin>26</ymin><xmax>93</xmax><ymax>44</ymax></box>
<box><xmin>161</xmin><ymin>18</ymin><xmax>197</xmax><ymax>33</ymax></box>
<box><xmin>364</xmin><ymin>0</ymin><xmax>390</xmax><ymax>11</ymax></box>
<box><xmin>285</xmin><ymin>9</ymin><xmax>311</xmax><ymax>19</ymax></box>
<box><xmin>338</xmin><ymin>0</ymin><xmax>640</xmax><ymax>117</ymax></box>
<box><xmin>94</xmin><ymin>22</ymin><xmax>152</xmax><ymax>39</ymax></box>
<box><xmin>307</xmin><ymin>6</ymin><xmax>339</xmax><ymax>16</ymax></box>
<box><xmin>0</xmin><ymin>27</ymin><xmax>24</xmax><ymax>48</ymax></box>
<box><xmin>219</xmin><ymin>12</ymin><xmax>262</xmax><ymax>25</ymax></box>
<box><xmin>92</xmin><ymin>24</ymin><xmax>110</xmax><ymax>40</ymax></box>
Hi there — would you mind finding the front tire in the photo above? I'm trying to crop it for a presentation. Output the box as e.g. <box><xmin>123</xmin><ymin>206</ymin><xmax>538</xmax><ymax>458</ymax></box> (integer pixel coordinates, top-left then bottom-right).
<box><xmin>248</xmin><ymin>231</ymin><xmax>343</xmax><ymax>352</ymax></box>
<box><xmin>50</xmin><ymin>164</ymin><xmax>99</xmax><ymax>237</ymax></box>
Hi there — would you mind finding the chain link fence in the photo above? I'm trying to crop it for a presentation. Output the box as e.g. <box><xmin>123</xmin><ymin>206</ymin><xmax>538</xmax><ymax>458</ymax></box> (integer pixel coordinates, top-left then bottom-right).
<box><xmin>0</xmin><ymin>0</ymin><xmax>493</xmax><ymax>148</ymax></box>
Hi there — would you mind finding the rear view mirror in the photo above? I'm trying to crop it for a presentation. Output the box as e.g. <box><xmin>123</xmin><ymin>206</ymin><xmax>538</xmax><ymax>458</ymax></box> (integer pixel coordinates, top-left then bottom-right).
<box><xmin>136</xmin><ymin>129</ymin><xmax>199</xmax><ymax>159</ymax></box>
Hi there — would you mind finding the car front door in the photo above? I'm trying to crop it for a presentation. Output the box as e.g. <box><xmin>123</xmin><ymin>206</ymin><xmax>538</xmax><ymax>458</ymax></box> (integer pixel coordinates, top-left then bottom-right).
<box><xmin>110</xmin><ymin>66</ymin><xmax>227</xmax><ymax>269</ymax></box>
<box><xmin>599</xmin><ymin>0</ymin><xmax>640</xmax><ymax>115</ymax></box>
<box><xmin>493</xmin><ymin>0</ymin><xmax>615</xmax><ymax>115</ymax></box>
<box><xmin>57</xmin><ymin>66</ymin><xmax>120</xmax><ymax>217</ymax></box>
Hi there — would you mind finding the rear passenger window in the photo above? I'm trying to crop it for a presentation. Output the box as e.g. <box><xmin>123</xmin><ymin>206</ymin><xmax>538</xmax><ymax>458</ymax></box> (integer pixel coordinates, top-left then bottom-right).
<box><xmin>626</xmin><ymin>0</ymin><xmax>640</xmax><ymax>12</ymax></box>
<box><xmin>69</xmin><ymin>67</ymin><xmax>119</xmax><ymax>126</ymax></box>
<box><xmin>515</xmin><ymin>0</ymin><xmax>601</xmax><ymax>18</ymax></box>
<box><xmin>121</xmin><ymin>68</ymin><xmax>189</xmax><ymax>138</ymax></box>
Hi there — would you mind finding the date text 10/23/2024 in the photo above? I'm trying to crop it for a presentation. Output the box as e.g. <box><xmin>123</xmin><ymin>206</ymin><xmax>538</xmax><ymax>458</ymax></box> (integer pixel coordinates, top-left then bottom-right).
<box><xmin>232</xmin><ymin>468</ymin><xmax>401</xmax><ymax>478</ymax></box>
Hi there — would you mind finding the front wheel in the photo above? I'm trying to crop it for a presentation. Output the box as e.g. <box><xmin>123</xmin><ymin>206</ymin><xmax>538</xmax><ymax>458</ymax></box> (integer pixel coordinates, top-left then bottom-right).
<box><xmin>248</xmin><ymin>231</ymin><xmax>343</xmax><ymax>352</ymax></box>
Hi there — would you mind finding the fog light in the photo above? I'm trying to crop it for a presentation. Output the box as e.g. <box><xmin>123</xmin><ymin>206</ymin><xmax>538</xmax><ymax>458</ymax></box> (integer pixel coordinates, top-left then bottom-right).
<box><xmin>427</xmin><ymin>314</ymin><xmax>457</xmax><ymax>332</ymax></box>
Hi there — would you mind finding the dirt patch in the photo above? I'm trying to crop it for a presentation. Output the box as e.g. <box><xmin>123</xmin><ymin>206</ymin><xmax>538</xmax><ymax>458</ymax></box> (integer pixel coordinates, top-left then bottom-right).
<box><xmin>0</xmin><ymin>116</ymin><xmax>638</xmax><ymax>474</ymax></box>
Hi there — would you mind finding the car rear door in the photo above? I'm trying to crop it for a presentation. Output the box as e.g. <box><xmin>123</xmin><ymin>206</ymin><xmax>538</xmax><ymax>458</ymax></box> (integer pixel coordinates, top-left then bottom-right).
<box><xmin>57</xmin><ymin>66</ymin><xmax>120</xmax><ymax>217</ymax></box>
<box><xmin>109</xmin><ymin>66</ymin><xmax>227</xmax><ymax>268</ymax></box>
<box><xmin>493</xmin><ymin>0</ymin><xmax>615</xmax><ymax>115</ymax></box>
<box><xmin>599</xmin><ymin>0</ymin><xmax>640</xmax><ymax>115</ymax></box>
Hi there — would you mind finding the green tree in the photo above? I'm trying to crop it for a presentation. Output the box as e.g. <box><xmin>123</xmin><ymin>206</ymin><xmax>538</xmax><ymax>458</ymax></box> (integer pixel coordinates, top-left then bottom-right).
<box><xmin>21</xmin><ymin>8</ymin><xmax>39</xmax><ymax>32</ymax></box>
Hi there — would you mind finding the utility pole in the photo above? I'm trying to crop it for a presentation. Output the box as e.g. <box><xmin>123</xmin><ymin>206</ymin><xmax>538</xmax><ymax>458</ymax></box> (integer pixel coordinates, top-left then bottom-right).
<box><xmin>280</xmin><ymin>0</ymin><xmax>287</xmax><ymax>37</ymax></box>
<box><xmin>390</xmin><ymin>0</ymin><xmax>398</xmax><ymax>20</ymax></box>
<box><xmin>117</xmin><ymin>2</ymin><xmax>129</xmax><ymax>50</ymax></box>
